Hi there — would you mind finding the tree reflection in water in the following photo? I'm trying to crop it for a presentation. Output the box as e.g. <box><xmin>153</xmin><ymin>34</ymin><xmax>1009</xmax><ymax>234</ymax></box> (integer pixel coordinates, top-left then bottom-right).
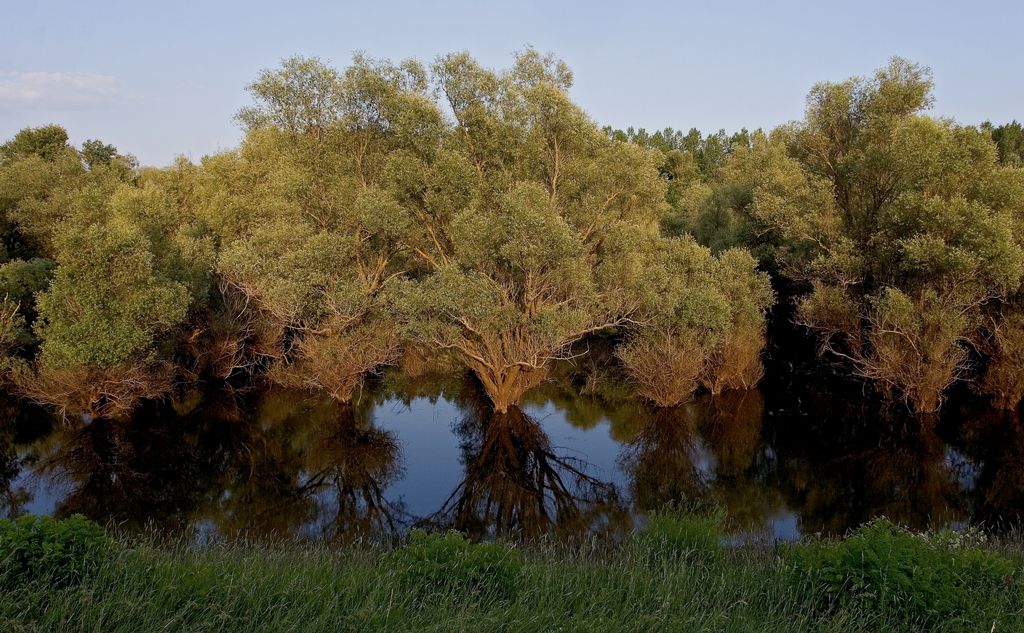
<box><xmin>945</xmin><ymin>407</ymin><xmax>1024</xmax><ymax>531</ymax></box>
<box><xmin>0</xmin><ymin>440</ymin><xmax>28</xmax><ymax>516</ymax></box>
<box><xmin>422</xmin><ymin>397</ymin><xmax>629</xmax><ymax>540</ymax></box>
<box><xmin>620</xmin><ymin>406</ymin><xmax>709</xmax><ymax>512</ymax></box>
<box><xmin>13</xmin><ymin>388</ymin><xmax>404</xmax><ymax>540</ymax></box>
<box><xmin>0</xmin><ymin>407</ymin><xmax>49</xmax><ymax>516</ymax></box>
<box><xmin>30</xmin><ymin>395</ymin><xmax>241</xmax><ymax>532</ymax></box>
<box><xmin>770</xmin><ymin>404</ymin><xmax>962</xmax><ymax>535</ymax></box>
<box><xmin>292</xmin><ymin>401</ymin><xmax>404</xmax><ymax>537</ymax></box>
<box><xmin>4</xmin><ymin>371</ymin><xmax>1024</xmax><ymax>541</ymax></box>
<box><xmin>699</xmin><ymin>391</ymin><xmax>788</xmax><ymax>534</ymax></box>
<box><xmin>618</xmin><ymin>390</ymin><xmax>786</xmax><ymax>537</ymax></box>
<box><xmin>168</xmin><ymin>388</ymin><xmax>405</xmax><ymax>540</ymax></box>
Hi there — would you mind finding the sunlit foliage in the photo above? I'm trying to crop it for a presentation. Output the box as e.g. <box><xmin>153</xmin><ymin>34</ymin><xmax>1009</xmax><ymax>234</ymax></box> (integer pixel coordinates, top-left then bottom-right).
<box><xmin>614</xmin><ymin>59</ymin><xmax>1024</xmax><ymax>413</ymax></box>
<box><xmin>9</xmin><ymin>52</ymin><xmax>1021</xmax><ymax>419</ymax></box>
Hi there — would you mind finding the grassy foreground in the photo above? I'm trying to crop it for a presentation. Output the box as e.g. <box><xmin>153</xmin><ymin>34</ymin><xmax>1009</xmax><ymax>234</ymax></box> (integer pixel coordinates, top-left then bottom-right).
<box><xmin>1</xmin><ymin>513</ymin><xmax>1022</xmax><ymax>632</ymax></box>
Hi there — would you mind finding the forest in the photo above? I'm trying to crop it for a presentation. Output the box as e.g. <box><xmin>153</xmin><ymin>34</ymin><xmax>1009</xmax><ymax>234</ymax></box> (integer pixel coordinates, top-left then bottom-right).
<box><xmin>1</xmin><ymin>50</ymin><xmax>1023</xmax><ymax>419</ymax></box>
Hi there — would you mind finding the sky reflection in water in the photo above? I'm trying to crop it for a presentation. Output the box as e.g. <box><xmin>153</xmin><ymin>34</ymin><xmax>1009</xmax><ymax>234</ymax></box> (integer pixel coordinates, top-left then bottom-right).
<box><xmin>2</xmin><ymin>367</ymin><xmax>1024</xmax><ymax>543</ymax></box>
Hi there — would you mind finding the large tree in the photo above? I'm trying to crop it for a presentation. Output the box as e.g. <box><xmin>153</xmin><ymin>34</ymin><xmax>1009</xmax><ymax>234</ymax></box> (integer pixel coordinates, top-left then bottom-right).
<box><xmin>743</xmin><ymin>59</ymin><xmax>1024</xmax><ymax>412</ymax></box>
<box><xmin>391</xmin><ymin>50</ymin><xmax>672</xmax><ymax>412</ymax></box>
<box><xmin>207</xmin><ymin>55</ymin><xmax>445</xmax><ymax>399</ymax></box>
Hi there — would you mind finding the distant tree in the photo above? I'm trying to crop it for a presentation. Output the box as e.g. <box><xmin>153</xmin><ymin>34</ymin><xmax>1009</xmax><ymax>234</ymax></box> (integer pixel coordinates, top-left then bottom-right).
<box><xmin>80</xmin><ymin>139</ymin><xmax>118</xmax><ymax>169</ymax></box>
<box><xmin>983</xmin><ymin>120</ymin><xmax>1024</xmax><ymax>165</ymax></box>
<box><xmin>0</xmin><ymin>125</ymin><xmax>70</xmax><ymax>162</ymax></box>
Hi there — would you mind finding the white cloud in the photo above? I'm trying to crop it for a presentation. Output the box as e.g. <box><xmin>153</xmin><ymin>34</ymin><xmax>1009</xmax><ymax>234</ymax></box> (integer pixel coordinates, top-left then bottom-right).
<box><xmin>0</xmin><ymin>71</ymin><xmax>119</xmax><ymax>110</ymax></box>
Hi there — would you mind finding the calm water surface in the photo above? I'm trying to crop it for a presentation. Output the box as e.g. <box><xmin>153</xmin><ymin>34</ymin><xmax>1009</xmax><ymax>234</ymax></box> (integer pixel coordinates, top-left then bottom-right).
<box><xmin>2</xmin><ymin>362</ymin><xmax>1024</xmax><ymax>542</ymax></box>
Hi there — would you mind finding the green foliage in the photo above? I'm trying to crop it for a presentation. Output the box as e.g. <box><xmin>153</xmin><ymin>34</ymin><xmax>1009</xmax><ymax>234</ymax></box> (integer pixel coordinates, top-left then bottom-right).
<box><xmin>386</xmin><ymin>530</ymin><xmax>522</xmax><ymax>601</ymax></box>
<box><xmin>633</xmin><ymin>506</ymin><xmax>724</xmax><ymax>561</ymax></box>
<box><xmin>0</xmin><ymin>125</ymin><xmax>70</xmax><ymax>162</ymax></box>
<box><xmin>16</xmin><ymin>54</ymin><xmax>1024</xmax><ymax>417</ymax></box>
<box><xmin>80</xmin><ymin>139</ymin><xmax>119</xmax><ymax>169</ymax></box>
<box><xmin>236</xmin><ymin>55</ymin><xmax>345</xmax><ymax>136</ymax></box>
<box><xmin>0</xmin><ymin>52</ymin><xmax>780</xmax><ymax>416</ymax></box>
<box><xmin>986</xmin><ymin>120</ymin><xmax>1024</xmax><ymax>165</ymax></box>
<box><xmin>0</xmin><ymin>298</ymin><xmax>28</xmax><ymax>358</ymax></box>
<box><xmin>673</xmin><ymin>57</ymin><xmax>1024</xmax><ymax>412</ymax></box>
<box><xmin>218</xmin><ymin>222</ymin><xmax>364</xmax><ymax>328</ymax></box>
<box><xmin>0</xmin><ymin>129</ymin><xmax>139</xmax><ymax>261</ymax></box>
<box><xmin>0</xmin><ymin>145</ymin><xmax>87</xmax><ymax>257</ymax></box>
<box><xmin>3</xmin><ymin>523</ymin><xmax>1024</xmax><ymax>631</ymax></box>
<box><xmin>787</xmin><ymin>518</ymin><xmax>1021</xmax><ymax>627</ymax></box>
<box><xmin>0</xmin><ymin>514</ymin><xmax>112</xmax><ymax>588</ymax></box>
<box><xmin>606</xmin><ymin>125</ymin><xmax>753</xmax><ymax>180</ymax></box>
<box><xmin>389</xmin><ymin>50</ymin><xmax>678</xmax><ymax>410</ymax></box>
<box><xmin>106</xmin><ymin>183</ymin><xmax>215</xmax><ymax>303</ymax></box>
<box><xmin>0</xmin><ymin>125</ymin><xmax>217</xmax><ymax>414</ymax></box>
<box><xmin>609</xmin><ymin>231</ymin><xmax>773</xmax><ymax>404</ymax></box>
<box><xmin>207</xmin><ymin>53</ymin><xmax>450</xmax><ymax>396</ymax></box>
<box><xmin>34</xmin><ymin>219</ymin><xmax>190</xmax><ymax>368</ymax></box>
<box><xmin>0</xmin><ymin>257</ymin><xmax>55</xmax><ymax>305</ymax></box>
<box><xmin>0</xmin><ymin>257</ymin><xmax>54</xmax><ymax>351</ymax></box>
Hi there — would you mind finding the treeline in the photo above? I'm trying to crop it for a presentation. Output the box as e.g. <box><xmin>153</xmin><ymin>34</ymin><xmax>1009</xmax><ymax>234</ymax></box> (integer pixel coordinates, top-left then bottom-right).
<box><xmin>0</xmin><ymin>51</ymin><xmax>1021</xmax><ymax>417</ymax></box>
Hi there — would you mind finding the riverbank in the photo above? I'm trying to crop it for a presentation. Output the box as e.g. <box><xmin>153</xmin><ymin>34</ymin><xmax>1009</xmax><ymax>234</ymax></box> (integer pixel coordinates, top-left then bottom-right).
<box><xmin>1</xmin><ymin>513</ymin><xmax>1021</xmax><ymax>632</ymax></box>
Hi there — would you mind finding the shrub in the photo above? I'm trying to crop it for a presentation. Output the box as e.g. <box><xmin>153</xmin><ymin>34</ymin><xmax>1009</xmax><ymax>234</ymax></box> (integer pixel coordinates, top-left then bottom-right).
<box><xmin>616</xmin><ymin>329</ymin><xmax>706</xmax><ymax>407</ymax></box>
<box><xmin>12</xmin><ymin>360</ymin><xmax>176</xmax><ymax>419</ymax></box>
<box><xmin>633</xmin><ymin>505</ymin><xmax>724</xmax><ymax>562</ymax></box>
<box><xmin>0</xmin><ymin>514</ymin><xmax>112</xmax><ymax>588</ymax></box>
<box><xmin>386</xmin><ymin>530</ymin><xmax>522</xmax><ymax>602</ymax></box>
<box><xmin>787</xmin><ymin>518</ymin><xmax>1021</xmax><ymax>627</ymax></box>
<box><xmin>981</xmin><ymin>309</ymin><xmax>1024</xmax><ymax>409</ymax></box>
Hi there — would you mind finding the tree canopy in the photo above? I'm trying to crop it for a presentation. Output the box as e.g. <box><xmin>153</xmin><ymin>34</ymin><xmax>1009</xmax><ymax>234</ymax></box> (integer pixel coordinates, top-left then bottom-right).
<box><xmin>0</xmin><ymin>53</ymin><xmax>1019</xmax><ymax>418</ymax></box>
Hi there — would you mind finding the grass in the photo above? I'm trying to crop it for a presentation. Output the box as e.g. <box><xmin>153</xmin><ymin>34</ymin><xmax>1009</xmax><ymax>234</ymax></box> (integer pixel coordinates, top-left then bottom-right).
<box><xmin>1</xmin><ymin>512</ymin><xmax>1022</xmax><ymax>632</ymax></box>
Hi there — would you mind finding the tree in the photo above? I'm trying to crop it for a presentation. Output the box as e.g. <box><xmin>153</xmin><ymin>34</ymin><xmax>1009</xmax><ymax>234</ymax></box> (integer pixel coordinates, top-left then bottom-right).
<box><xmin>217</xmin><ymin>220</ymin><xmax>399</xmax><ymax>400</ymax></box>
<box><xmin>80</xmin><ymin>139</ymin><xmax>119</xmax><ymax>169</ymax></box>
<box><xmin>0</xmin><ymin>128</ymin><xmax>138</xmax><ymax>260</ymax></box>
<box><xmin>391</xmin><ymin>50</ymin><xmax>669</xmax><ymax>412</ymax></box>
<box><xmin>0</xmin><ymin>125</ymin><xmax>70</xmax><ymax>162</ymax></box>
<box><xmin>34</xmin><ymin>220</ymin><xmax>189</xmax><ymax>368</ymax></box>
<box><xmin>608</xmin><ymin>231</ymin><xmax>773</xmax><ymax>407</ymax></box>
<box><xmin>14</xmin><ymin>216</ymin><xmax>192</xmax><ymax>417</ymax></box>
<box><xmin>744</xmin><ymin>58</ymin><xmax>1024</xmax><ymax>412</ymax></box>
<box><xmin>236</xmin><ymin>55</ymin><xmax>345</xmax><ymax>139</ymax></box>
<box><xmin>207</xmin><ymin>54</ymin><xmax>444</xmax><ymax>398</ymax></box>
<box><xmin>0</xmin><ymin>137</ymin><xmax>212</xmax><ymax>416</ymax></box>
<box><xmin>984</xmin><ymin>120</ymin><xmax>1024</xmax><ymax>165</ymax></box>
<box><xmin>390</xmin><ymin>216</ymin><xmax>603</xmax><ymax>413</ymax></box>
<box><xmin>0</xmin><ymin>257</ymin><xmax>56</xmax><ymax>353</ymax></box>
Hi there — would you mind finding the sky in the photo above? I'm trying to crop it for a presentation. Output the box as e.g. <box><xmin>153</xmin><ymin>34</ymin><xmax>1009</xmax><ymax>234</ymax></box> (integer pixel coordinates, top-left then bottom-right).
<box><xmin>2</xmin><ymin>0</ymin><xmax>1021</xmax><ymax>166</ymax></box>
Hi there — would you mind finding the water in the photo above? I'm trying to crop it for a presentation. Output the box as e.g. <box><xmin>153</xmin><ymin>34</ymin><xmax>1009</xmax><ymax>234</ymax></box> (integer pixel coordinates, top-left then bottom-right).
<box><xmin>2</xmin><ymin>361</ymin><xmax>1024</xmax><ymax>542</ymax></box>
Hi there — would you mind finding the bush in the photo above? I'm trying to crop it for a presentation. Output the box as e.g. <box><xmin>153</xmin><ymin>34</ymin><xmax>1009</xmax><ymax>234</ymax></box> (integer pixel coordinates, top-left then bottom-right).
<box><xmin>787</xmin><ymin>518</ymin><xmax>1021</xmax><ymax>627</ymax></box>
<box><xmin>633</xmin><ymin>506</ymin><xmax>724</xmax><ymax>562</ymax></box>
<box><xmin>0</xmin><ymin>514</ymin><xmax>112</xmax><ymax>588</ymax></box>
<box><xmin>386</xmin><ymin>530</ymin><xmax>522</xmax><ymax>602</ymax></box>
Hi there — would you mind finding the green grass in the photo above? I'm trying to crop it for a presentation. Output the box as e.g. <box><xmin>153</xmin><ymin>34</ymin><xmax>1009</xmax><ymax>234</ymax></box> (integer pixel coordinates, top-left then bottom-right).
<box><xmin>1</xmin><ymin>513</ymin><xmax>1022</xmax><ymax>632</ymax></box>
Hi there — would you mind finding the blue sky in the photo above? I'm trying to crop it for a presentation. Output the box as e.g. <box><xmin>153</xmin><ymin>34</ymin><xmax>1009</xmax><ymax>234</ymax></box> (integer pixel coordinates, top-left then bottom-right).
<box><xmin>2</xmin><ymin>0</ymin><xmax>1021</xmax><ymax>166</ymax></box>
